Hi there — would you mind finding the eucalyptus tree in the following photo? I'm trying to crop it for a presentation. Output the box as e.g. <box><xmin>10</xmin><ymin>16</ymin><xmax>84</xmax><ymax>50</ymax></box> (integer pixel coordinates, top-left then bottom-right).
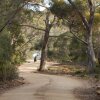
<box><xmin>51</xmin><ymin>0</ymin><xmax>100</xmax><ymax>73</ymax></box>
<box><xmin>38</xmin><ymin>11</ymin><xmax>56</xmax><ymax>71</ymax></box>
<box><xmin>68</xmin><ymin>0</ymin><xmax>100</xmax><ymax>72</ymax></box>
<box><xmin>26</xmin><ymin>1</ymin><xmax>57</xmax><ymax>71</ymax></box>
<box><xmin>18</xmin><ymin>1</ymin><xmax>57</xmax><ymax>71</ymax></box>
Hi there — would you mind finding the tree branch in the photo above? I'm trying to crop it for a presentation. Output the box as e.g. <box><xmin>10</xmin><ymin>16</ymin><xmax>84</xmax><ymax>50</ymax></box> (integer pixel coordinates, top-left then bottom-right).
<box><xmin>69</xmin><ymin>26</ymin><xmax>88</xmax><ymax>45</ymax></box>
<box><xmin>88</xmin><ymin>0</ymin><xmax>95</xmax><ymax>28</ymax></box>
<box><xmin>49</xmin><ymin>35</ymin><xmax>73</xmax><ymax>40</ymax></box>
<box><xmin>19</xmin><ymin>24</ymin><xmax>45</xmax><ymax>32</ymax></box>
<box><xmin>0</xmin><ymin>1</ymin><xmax>28</xmax><ymax>33</ymax></box>
<box><xmin>50</xmin><ymin>30</ymin><xmax>88</xmax><ymax>45</ymax></box>
<box><xmin>20</xmin><ymin>31</ymin><xmax>38</xmax><ymax>49</ymax></box>
<box><xmin>29</xmin><ymin>2</ymin><xmax>49</xmax><ymax>10</ymax></box>
<box><xmin>67</xmin><ymin>0</ymin><xmax>89</xmax><ymax>30</ymax></box>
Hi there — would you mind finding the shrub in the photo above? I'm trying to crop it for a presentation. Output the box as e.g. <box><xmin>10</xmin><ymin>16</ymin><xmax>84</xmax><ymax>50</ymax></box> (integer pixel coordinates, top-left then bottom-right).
<box><xmin>0</xmin><ymin>62</ymin><xmax>18</xmax><ymax>81</ymax></box>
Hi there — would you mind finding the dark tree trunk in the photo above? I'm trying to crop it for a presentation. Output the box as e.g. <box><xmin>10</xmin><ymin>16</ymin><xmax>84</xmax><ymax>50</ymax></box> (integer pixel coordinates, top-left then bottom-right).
<box><xmin>38</xmin><ymin>30</ymin><xmax>50</xmax><ymax>71</ymax></box>
<box><xmin>38</xmin><ymin>12</ymin><xmax>55</xmax><ymax>71</ymax></box>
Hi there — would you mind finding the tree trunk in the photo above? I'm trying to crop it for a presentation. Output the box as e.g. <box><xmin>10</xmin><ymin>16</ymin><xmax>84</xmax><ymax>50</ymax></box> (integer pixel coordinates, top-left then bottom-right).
<box><xmin>38</xmin><ymin>30</ymin><xmax>50</xmax><ymax>71</ymax></box>
<box><xmin>86</xmin><ymin>29</ymin><xmax>96</xmax><ymax>73</ymax></box>
<box><xmin>38</xmin><ymin>12</ymin><xmax>54</xmax><ymax>71</ymax></box>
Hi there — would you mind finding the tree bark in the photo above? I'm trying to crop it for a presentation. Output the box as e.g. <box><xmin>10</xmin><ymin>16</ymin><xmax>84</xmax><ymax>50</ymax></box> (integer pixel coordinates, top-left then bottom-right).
<box><xmin>86</xmin><ymin>29</ymin><xmax>96</xmax><ymax>73</ymax></box>
<box><xmin>38</xmin><ymin>29</ymin><xmax>50</xmax><ymax>71</ymax></box>
<box><xmin>38</xmin><ymin>12</ymin><xmax>54</xmax><ymax>71</ymax></box>
<box><xmin>67</xmin><ymin>0</ymin><xmax>96</xmax><ymax>73</ymax></box>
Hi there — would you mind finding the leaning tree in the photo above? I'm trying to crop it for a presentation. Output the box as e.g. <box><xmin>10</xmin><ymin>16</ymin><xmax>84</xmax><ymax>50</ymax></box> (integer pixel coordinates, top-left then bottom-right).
<box><xmin>51</xmin><ymin>0</ymin><xmax>100</xmax><ymax>73</ymax></box>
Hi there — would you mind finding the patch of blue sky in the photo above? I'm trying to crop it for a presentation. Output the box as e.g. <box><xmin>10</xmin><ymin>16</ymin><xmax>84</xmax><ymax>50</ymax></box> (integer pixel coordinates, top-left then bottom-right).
<box><xmin>24</xmin><ymin>2</ymin><xmax>46</xmax><ymax>11</ymax></box>
<box><xmin>44</xmin><ymin>0</ymin><xmax>71</xmax><ymax>4</ymax></box>
<box><xmin>24</xmin><ymin>0</ymin><xmax>51</xmax><ymax>12</ymax></box>
<box><xmin>43</xmin><ymin>0</ymin><xmax>52</xmax><ymax>7</ymax></box>
<box><xmin>24</xmin><ymin>0</ymin><xmax>72</xmax><ymax>12</ymax></box>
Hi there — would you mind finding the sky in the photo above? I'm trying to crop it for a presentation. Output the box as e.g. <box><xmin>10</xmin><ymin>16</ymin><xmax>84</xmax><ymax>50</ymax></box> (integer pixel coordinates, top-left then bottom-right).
<box><xmin>25</xmin><ymin>2</ymin><xmax>45</xmax><ymax>11</ymax></box>
<box><xmin>25</xmin><ymin>0</ymin><xmax>51</xmax><ymax>11</ymax></box>
<box><xmin>25</xmin><ymin>0</ymin><xmax>70</xmax><ymax>11</ymax></box>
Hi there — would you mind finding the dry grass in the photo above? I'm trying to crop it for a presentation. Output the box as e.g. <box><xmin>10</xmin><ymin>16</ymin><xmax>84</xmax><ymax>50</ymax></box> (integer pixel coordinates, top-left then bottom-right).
<box><xmin>47</xmin><ymin>63</ymin><xmax>86</xmax><ymax>76</ymax></box>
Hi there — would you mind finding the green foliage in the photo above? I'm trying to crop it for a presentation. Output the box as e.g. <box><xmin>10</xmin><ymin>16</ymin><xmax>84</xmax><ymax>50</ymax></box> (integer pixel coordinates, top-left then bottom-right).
<box><xmin>50</xmin><ymin>0</ymin><xmax>72</xmax><ymax>18</ymax></box>
<box><xmin>53</xmin><ymin>33</ymin><xmax>70</xmax><ymax>62</ymax></box>
<box><xmin>51</xmin><ymin>0</ymin><xmax>87</xmax><ymax>19</ymax></box>
<box><xmin>0</xmin><ymin>0</ymin><xmax>33</xmax><ymax>81</ymax></box>
<box><xmin>0</xmin><ymin>63</ymin><xmax>18</xmax><ymax>81</ymax></box>
<box><xmin>69</xmin><ymin>37</ymin><xmax>87</xmax><ymax>64</ymax></box>
<box><xmin>34</xmin><ymin>39</ymin><xmax>43</xmax><ymax>50</ymax></box>
<box><xmin>47</xmin><ymin>32</ymin><xmax>87</xmax><ymax>64</ymax></box>
<box><xmin>0</xmin><ymin>0</ymin><xmax>99</xmax><ymax>79</ymax></box>
<box><xmin>0</xmin><ymin>31</ymin><xmax>18</xmax><ymax>81</ymax></box>
<box><xmin>50</xmin><ymin>0</ymin><xmax>100</xmax><ymax>65</ymax></box>
<box><xmin>47</xmin><ymin>32</ymin><xmax>71</xmax><ymax>63</ymax></box>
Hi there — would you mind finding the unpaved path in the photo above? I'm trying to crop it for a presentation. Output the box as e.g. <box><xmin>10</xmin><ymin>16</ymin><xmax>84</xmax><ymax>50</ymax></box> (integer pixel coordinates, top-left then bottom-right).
<box><xmin>0</xmin><ymin>60</ymin><xmax>90</xmax><ymax>100</ymax></box>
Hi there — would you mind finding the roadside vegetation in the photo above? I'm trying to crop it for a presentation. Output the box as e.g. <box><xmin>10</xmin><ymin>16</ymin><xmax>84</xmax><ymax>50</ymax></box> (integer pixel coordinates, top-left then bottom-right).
<box><xmin>0</xmin><ymin>0</ymin><xmax>100</xmax><ymax>98</ymax></box>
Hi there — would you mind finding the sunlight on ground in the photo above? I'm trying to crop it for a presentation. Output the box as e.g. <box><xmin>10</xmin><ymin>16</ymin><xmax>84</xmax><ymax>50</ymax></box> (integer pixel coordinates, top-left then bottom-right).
<box><xmin>18</xmin><ymin>60</ymin><xmax>39</xmax><ymax>73</ymax></box>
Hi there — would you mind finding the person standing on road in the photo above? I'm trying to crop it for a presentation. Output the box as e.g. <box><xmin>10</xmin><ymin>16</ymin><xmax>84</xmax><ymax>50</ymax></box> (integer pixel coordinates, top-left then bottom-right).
<box><xmin>33</xmin><ymin>53</ymin><xmax>37</xmax><ymax>62</ymax></box>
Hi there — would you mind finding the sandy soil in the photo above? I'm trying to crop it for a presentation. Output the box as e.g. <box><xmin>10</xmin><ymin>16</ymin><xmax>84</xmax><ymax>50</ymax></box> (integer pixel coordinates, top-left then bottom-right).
<box><xmin>0</xmin><ymin>60</ymin><xmax>91</xmax><ymax>100</ymax></box>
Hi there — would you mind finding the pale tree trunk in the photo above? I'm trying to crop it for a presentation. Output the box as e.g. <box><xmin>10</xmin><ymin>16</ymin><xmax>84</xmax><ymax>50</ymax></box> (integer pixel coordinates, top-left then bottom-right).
<box><xmin>86</xmin><ymin>29</ymin><xmax>96</xmax><ymax>73</ymax></box>
<box><xmin>86</xmin><ymin>0</ymin><xmax>96</xmax><ymax>73</ymax></box>
<box><xmin>67</xmin><ymin>0</ymin><xmax>96</xmax><ymax>73</ymax></box>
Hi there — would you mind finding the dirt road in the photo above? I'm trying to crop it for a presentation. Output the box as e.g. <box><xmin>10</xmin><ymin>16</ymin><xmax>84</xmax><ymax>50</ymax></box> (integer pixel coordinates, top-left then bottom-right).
<box><xmin>0</xmin><ymin>60</ymin><xmax>90</xmax><ymax>100</ymax></box>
